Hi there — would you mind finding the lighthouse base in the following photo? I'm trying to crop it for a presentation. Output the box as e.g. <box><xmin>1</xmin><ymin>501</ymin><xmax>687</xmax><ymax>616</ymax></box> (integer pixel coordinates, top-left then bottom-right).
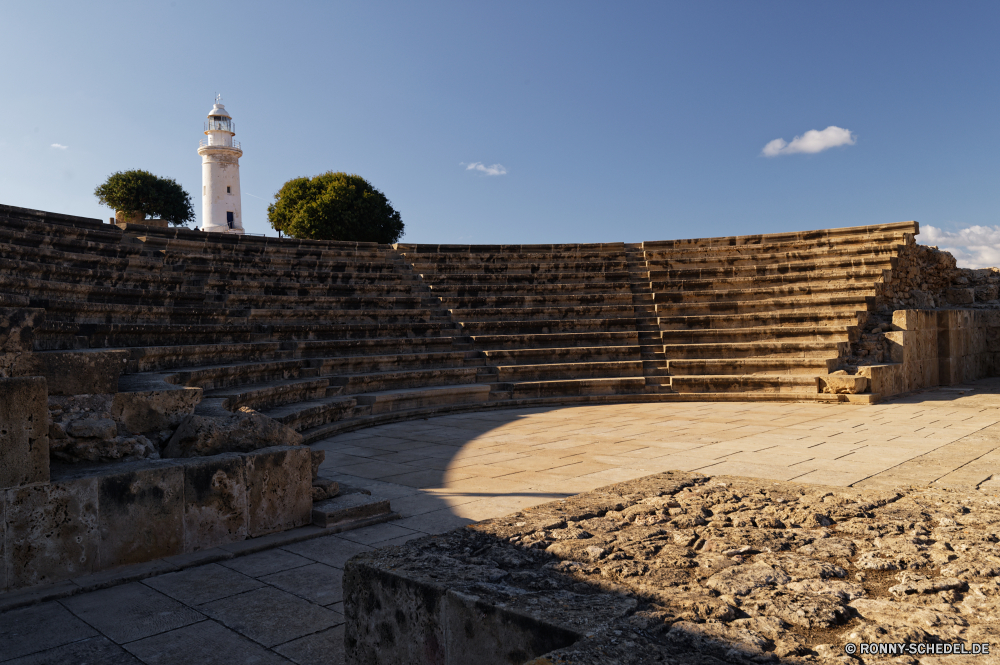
<box><xmin>201</xmin><ymin>223</ymin><xmax>245</xmax><ymax>234</ymax></box>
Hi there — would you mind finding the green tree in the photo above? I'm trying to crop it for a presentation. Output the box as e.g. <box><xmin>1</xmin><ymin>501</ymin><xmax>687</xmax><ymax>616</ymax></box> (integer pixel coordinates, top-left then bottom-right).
<box><xmin>94</xmin><ymin>170</ymin><xmax>195</xmax><ymax>226</ymax></box>
<box><xmin>267</xmin><ymin>172</ymin><xmax>404</xmax><ymax>243</ymax></box>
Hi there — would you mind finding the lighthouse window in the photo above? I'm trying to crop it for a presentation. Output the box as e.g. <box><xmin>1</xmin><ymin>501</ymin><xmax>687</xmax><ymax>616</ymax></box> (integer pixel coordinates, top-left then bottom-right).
<box><xmin>227</xmin><ymin>186</ymin><xmax>231</xmax><ymax>194</ymax></box>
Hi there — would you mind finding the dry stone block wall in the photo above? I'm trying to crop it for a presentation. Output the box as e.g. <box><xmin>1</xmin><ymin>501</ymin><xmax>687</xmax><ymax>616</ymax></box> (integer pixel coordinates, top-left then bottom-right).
<box><xmin>345</xmin><ymin>471</ymin><xmax>1000</xmax><ymax>665</ymax></box>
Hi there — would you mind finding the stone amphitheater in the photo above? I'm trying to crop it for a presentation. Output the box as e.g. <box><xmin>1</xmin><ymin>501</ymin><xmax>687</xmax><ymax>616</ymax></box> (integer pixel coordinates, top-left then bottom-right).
<box><xmin>2</xmin><ymin>203</ymin><xmax>999</xmax><ymax>664</ymax></box>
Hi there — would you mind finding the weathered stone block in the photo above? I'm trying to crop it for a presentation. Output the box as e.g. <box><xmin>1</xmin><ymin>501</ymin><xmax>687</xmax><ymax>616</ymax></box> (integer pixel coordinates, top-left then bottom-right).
<box><xmin>5</xmin><ymin>477</ymin><xmax>99</xmax><ymax>588</ymax></box>
<box><xmin>344</xmin><ymin>565</ymin><xmax>583</xmax><ymax>665</ymax></box>
<box><xmin>861</xmin><ymin>363</ymin><xmax>904</xmax><ymax>397</ymax></box>
<box><xmin>111</xmin><ymin>388</ymin><xmax>202</xmax><ymax>435</ymax></box>
<box><xmin>0</xmin><ymin>376</ymin><xmax>49</xmax><ymax>490</ymax></box>
<box><xmin>891</xmin><ymin>309</ymin><xmax>916</xmax><ymax>331</ymax></box>
<box><xmin>14</xmin><ymin>350</ymin><xmax>127</xmax><ymax>395</ymax></box>
<box><xmin>819</xmin><ymin>374</ymin><xmax>868</xmax><ymax>395</ymax></box>
<box><xmin>0</xmin><ymin>307</ymin><xmax>44</xmax><ymax>354</ymax></box>
<box><xmin>946</xmin><ymin>288</ymin><xmax>975</xmax><ymax>305</ymax></box>
<box><xmin>97</xmin><ymin>462</ymin><xmax>184</xmax><ymax>567</ymax></box>
<box><xmin>245</xmin><ymin>446</ymin><xmax>312</xmax><ymax>537</ymax></box>
<box><xmin>975</xmin><ymin>283</ymin><xmax>999</xmax><ymax>302</ymax></box>
<box><xmin>884</xmin><ymin>331</ymin><xmax>908</xmax><ymax>364</ymax></box>
<box><xmin>163</xmin><ymin>408</ymin><xmax>302</xmax><ymax>458</ymax></box>
<box><xmin>182</xmin><ymin>453</ymin><xmax>248</xmax><ymax>550</ymax></box>
<box><xmin>67</xmin><ymin>417</ymin><xmax>117</xmax><ymax>440</ymax></box>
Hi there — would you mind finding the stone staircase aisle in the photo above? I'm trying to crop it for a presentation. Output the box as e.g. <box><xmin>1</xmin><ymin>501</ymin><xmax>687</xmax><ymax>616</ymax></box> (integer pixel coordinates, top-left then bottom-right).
<box><xmin>625</xmin><ymin>243</ymin><xmax>672</xmax><ymax>394</ymax></box>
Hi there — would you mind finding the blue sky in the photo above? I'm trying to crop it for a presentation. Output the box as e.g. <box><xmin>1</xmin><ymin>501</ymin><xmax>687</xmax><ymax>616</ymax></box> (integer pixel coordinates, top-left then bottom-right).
<box><xmin>1</xmin><ymin>1</ymin><xmax>998</xmax><ymax>262</ymax></box>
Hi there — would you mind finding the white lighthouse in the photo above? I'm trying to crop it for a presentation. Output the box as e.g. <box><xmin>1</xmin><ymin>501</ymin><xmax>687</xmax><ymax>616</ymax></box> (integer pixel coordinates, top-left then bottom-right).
<box><xmin>199</xmin><ymin>95</ymin><xmax>244</xmax><ymax>234</ymax></box>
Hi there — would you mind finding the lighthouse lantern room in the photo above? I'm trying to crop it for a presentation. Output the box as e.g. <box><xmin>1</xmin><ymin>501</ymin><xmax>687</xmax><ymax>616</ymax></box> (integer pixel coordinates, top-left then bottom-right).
<box><xmin>199</xmin><ymin>95</ymin><xmax>244</xmax><ymax>233</ymax></box>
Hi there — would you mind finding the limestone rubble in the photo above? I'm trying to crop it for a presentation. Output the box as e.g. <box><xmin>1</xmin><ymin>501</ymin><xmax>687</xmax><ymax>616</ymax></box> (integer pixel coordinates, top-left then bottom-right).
<box><xmin>346</xmin><ymin>471</ymin><xmax>1000</xmax><ymax>664</ymax></box>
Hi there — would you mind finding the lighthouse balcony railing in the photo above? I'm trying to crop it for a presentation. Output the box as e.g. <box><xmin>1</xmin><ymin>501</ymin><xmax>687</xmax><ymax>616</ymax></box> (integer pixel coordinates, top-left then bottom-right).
<box><xmin>199</xmin><ymin>138</ymin><xmax>241</xmax><ymax>150</ymax></box>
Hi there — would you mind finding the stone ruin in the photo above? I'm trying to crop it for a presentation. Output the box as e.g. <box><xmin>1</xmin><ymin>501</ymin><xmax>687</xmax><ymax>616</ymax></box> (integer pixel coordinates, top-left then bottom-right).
<box><xmin>1</xmin><ymin>202</ymin><xmax>1000</xmax><ymax>659</ymax></box>
<box><xmin>345</xmin><ymin>471</ymin><xmax>1000</xmax><ymax>664</ymax></box>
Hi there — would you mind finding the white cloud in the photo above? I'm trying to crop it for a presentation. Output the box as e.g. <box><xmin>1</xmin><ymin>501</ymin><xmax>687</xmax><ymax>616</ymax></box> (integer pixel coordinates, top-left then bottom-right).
<box><xmin>464</xmin><ymin>162</ymin><xmax>507</xmax><ymax>176</ymax></box>
<box><xmin>761</xmin><ymin>126</ymin><xmax>856</xmax><ymax>157</ymax></box>
<box><xmin>50</xmin><ymin>143</ymin><xmax>68</xmax><ymax>150</ymax></box>
<box><xmin>921</xmin><ymin>224</ymin><xmax>1000</xmax><ymax>269</ymax></box>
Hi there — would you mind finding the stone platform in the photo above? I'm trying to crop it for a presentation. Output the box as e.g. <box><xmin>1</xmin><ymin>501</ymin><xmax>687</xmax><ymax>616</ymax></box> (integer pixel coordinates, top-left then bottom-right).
<box><xmin>345</xmin><ymin>471</ymin><xmax>1000</xmax><ymax>664</ymax></box>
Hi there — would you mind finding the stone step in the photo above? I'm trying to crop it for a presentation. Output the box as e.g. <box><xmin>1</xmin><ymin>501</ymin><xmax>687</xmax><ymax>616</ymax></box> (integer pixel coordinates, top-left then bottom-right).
<box><xmin>353</xmin><ymin>384</ymin><xmax>491</xmax><ymax>414</ymax></box>
<box><xmin>482</xmin><ymin>345</ymin><xmax>641</xmax><ymax>364</ymax></box>
<box><xmin>643</xmin><ymin>243</ymin><xmax>903</xmax><ymax>269</ymax></box>
<box><xmin>168</xmin><ymin>359</ymin><xmax>311</xmax><ymax>390</ymax></box>
<box><xmin>649</xmin><ymin>268</ymin><xmax>887</xmax><ymax>293</ymax></box>
<box><xmin>670</xmin><ymin>375</ymin><xmax>821</xmax><ymax>394</ymax></box>
<box><xmin>125</xmin><ymin>342</ymin><xmax>286</xmax><ymax>372</ymax></box>
<box><xmin>395</xmin><ymin>241</ymin><xmax>626</xmax><ymax>254</ymax></box>
<box><xmin>426</xmin><ymin>282</ymin><xmax>633</xmax><ymax>296</ymax></box>
<box><xmin>202</xmin><ymin>377</ymin><xmax>332</xmax><ymax>411</ymax></box>
<box><xmin>263</xmin><ymin>395</ymin><xmax>358</xmax><ymax>431</ymax></box>
<box><xmin>0</xmin><ymin>241</ymin><xmax>413</xmax><ymax>284</ymax></box>
<box><xmin>330</xmin><ymin>367</ymin><xmax>481</xmax><ymax>394</ymax></box>
<box><xmin>34</xmin><ymin>297</ymin><xmax>443</xmax><ymax>326</ymax></box>
<box><xmin>409</xmin><ymin>260</ymin><xmax>629</xmax><ymax>274</ymax></box>
<box><xmin>435</xmin><ymin>293</ymin><xmax>634</xmax><ymax>308</ymax></box>
<box><xmin>496</xmin><ymin>360</ymin><xmax>644</xmax><ymax>382</ymax></box>
<box><xmin>315</xmin><ymin>351</ymin><xmax>480</xmax><ymax>375</ymax></box>
<box><xmin>653</xmin><ymin>294</ymin><xmax>874</xmax><ymax>317</ymax></box>
<box><xmin>640</xmin><ymin>221</ymin><xmax>917</xmax><ymax>251</ymax></box>
<box><xmin>666</xmin><ymin>357</ymin><xmax>839</xmax><ymax>375</ymax></box>
<box><xmin>288</xmin><ymin>337</ymin><xmax>460</xmax><ymax>359</ymax></box>
<box><xmin>419</xmin><ymin>271</ymin><xmax>631</xmax><ymax>285</ymax></box>
<box><xmin>469</xmin><ymin>331</ymin><xmax>638</xmax><ymax>349</ymax></box>
<box><xmin>657</xmin><ymin>310</ymin><xmax>866</xmax><ymax>330</ymax></box>
<box><xmin>647</xmin><ymin>255</ymin><xmax>896</xmax><ymax>281</ymax></box>
<box><xmin>152</xmin><ymin>349</ymin><xmax>481</xmax><ymax>388</ymax></box>
<box><xmin>661</xmin><ymin>340</ymin><xmax>847</xmax><ymax>360</ymax></box>
<box><xmin>659</xmin><ymin>325</ymin><xmax>855</xmax><ymax>345</ymax></box>
<box><xmin>447</xmin><ymin>304</ymin><xmax>636</xmax><ymax>322</ymax></box>
<box><xmin>37</xmin><ymin>320</ymin><xmax>460</xmax><ymax>351</ymax></box>
<box><xmin>311</xmin><ymin>493</ymin><xmax>396</xmax><ymax>529</ymax></box>
<box><xmin>511</xmin><ymin>377</ymin><xmax>647</xmax><ymax>398</ymax></box>
<box><xmin>651</xmin><ymin>282</ymin><xmax>877</xmax><ymax>305</ymax></box>
<box><xmin>458</xmin><ymin>317</ymin><xmax>639</xmax><ymax>335</ymax></box>
<box><xmin>397</xmin><ymin>249</ymin><xmax>626</xmax><ymax>263</ymax></box>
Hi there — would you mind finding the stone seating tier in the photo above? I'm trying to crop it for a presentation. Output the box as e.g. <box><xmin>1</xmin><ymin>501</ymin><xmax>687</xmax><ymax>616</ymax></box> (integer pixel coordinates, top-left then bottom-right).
<box><xmin>0</xmin><ymin>206</ymin><xmax>918</xmax><ymax>442</ymax></box>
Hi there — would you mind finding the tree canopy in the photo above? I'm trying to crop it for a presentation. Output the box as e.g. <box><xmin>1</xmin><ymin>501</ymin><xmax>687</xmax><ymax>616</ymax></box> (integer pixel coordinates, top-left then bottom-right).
<box><xmin>267</xmin><ymin>172</ymin><xmax>404</xmax><ymax>244</ymax></box>
<box><xmin>94</xmin><ymin>170</ymin><xmax>195</xmax><ymax>226</ymax></box>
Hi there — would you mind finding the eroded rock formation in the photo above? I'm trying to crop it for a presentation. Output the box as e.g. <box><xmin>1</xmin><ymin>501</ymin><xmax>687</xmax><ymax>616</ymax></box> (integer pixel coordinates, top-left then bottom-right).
<box><xmin>346</xmin><ymin>471</ymin><xmax>1000</xmax><ymax>664</ymax></box>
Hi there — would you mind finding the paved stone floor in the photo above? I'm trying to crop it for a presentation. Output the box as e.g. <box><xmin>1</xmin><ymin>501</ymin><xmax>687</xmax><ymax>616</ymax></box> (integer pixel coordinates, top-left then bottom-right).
<box><xmin>3</xmin><ymin>380</ymin><xmax>1000</xmax><ymax>664</ymax></box>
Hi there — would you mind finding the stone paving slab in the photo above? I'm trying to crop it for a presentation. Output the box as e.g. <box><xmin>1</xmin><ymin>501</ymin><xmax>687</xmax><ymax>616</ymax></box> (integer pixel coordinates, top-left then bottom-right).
<box><xmin>6</xmin><ymin>636</ymin><xmax>143</xmax><ymax>665</ymax></box>
<box><xmin>200</xmin><ymin>586</ymin><xmax>340</xmax><ymax>648</ymax></box>
<box><xmin>4</xmin><ymin>382</ymin><xmax>1000</xmax><ymax>663</ymax></box>
<box><xmin>60</xmin><ymin>583</ymin><xmax>204</xmax><ymax>644</ymax></box>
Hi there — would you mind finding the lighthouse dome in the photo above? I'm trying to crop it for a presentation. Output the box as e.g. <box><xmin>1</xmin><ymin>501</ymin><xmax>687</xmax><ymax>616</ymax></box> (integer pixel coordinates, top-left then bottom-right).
<box><xmin>207</xmin><ymin>103</ymin><xmax>231</xmax><ymax>119</ymax></box>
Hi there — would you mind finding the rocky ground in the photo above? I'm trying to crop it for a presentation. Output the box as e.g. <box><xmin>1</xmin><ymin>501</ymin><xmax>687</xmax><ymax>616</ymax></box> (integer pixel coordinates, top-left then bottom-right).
<box><xmin>348</xmin><ymin>471</ymin><xmax>1000</xmax><ymax>664</ymax></box>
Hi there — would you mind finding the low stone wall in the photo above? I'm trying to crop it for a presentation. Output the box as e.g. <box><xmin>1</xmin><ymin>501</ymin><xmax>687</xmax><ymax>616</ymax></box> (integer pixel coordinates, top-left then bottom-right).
<box><xmin>344</xmin><ymin>472</ymin><xmax>1000</xmax><ymax>665</ymax></box>
<box><xmin>0</xmin><ymin>375</ymin><xmax>313</xmax><ymax>593</ymax></box>
<box><xmin>861</xmin><ymin>309</ymin><xmax>1000</xmax><ymax>398</ymax></box>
